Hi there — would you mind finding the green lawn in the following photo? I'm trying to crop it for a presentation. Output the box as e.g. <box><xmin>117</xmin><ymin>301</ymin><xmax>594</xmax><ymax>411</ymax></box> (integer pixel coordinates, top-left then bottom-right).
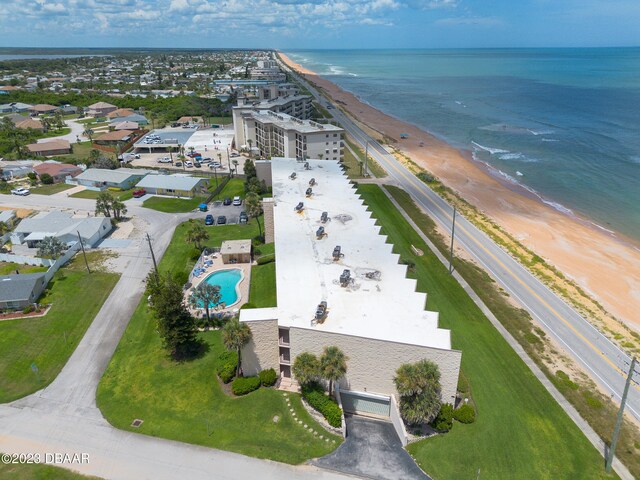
<box><xmin>0</xmin><ymin>262</ymin><xmax>48</xmax><ymax>275</ymax></box>
<box><xmin>54</xmin><ymin>142</ymin><xmax>95</xmax><ymax>164</ymax></box>
<box><xmin>70</xmin><ymin>189</ymin><xmax>133</xmax><ymax>201</ymax></box>
<box><xmin>97</xmin><ymin>221</ymin><xmax>339</xmax><ymax>464</ymax></box>
<box><xmin>357</xmin><ymin>184</ymin><xmax>615</xmax><ymax>480</ymax></box>
<box><xmin>39</xmin><ymin>127</ymin><xmax>71</xmax><ymax>139</ymax></box>
<box><xmin>0</xmin><ymin>257</ymin><xmax>119</xmax><ymax>403</ymax></box>
<box><xmin>208</xmin><ymin>116</ymin><xmax>232</xmax><ymax>125</ymax></box>
<box><xmin>344</xmin><ymin>137</ymin><xmax>386</xmax><ymax>178</ymax></box>
<box><xmin>30</xmin><ymin>183</ymin><xmax>75</xmax><ymax>195</ymax></box>
<box><xmin>212</xmin><ymin>178</ymin><xmax>245</xmax><ymax>200</ymax></box>
<box><xmin>249</xmin><ymin>262</ymin><xmax>276</xmax><ymax>308</ymax></box>
<box><xmin>0</xmin><ymin>460</ymin><xmax>98</xmax><ymax>480</ymax></box>
<box><xmin>142</xmin><ymin>196</ymin><xmax>206</xmax><ymax>213</ymax></box>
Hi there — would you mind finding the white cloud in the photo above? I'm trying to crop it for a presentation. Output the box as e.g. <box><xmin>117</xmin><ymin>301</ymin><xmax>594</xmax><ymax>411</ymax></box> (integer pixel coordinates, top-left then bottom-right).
<box><xmin>435</xmin><ymin>16</ymin><xmax>503</xmax><ymax>26</ymax></box>
<box><xmin>168</xmin><ymin>0</ymin><xmax>189</xmax><ymax>12</ymax></box>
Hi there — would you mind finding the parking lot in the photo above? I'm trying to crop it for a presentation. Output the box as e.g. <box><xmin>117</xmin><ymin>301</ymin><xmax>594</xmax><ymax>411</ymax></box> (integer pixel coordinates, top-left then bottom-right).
<box><xmin>201</xmin><ymin>201</ymin><xmax>246</xmax><ymax>225</ymax></box>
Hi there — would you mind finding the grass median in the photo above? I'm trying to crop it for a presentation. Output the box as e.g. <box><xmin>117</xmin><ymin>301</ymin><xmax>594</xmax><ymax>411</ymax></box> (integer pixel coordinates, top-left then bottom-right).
<box><xmin>97</xmin><ymin>221</ymin><xmax>340</xmax><ymax>464</ymax></box>
<box><xmin>30</xmin><ymin>183</ymin><xmax>75</xmax><ymax>195</ymax></box>
<box><xmin>357</xmin><ymin>183</ymin><xmax>616</xmax><ymax>480</ymax></box>
<box><xmin>142</xmin><ymin>195</ymin><xmax>206</xmax><ymax>213</ymax></box>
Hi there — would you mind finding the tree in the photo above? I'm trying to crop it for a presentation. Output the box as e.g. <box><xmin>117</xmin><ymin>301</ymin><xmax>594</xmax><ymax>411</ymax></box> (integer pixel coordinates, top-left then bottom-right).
<box><xmin>189</xmin><ymin>283</ymin><xmax>221</xmax><ymax>321</ymax></box>
<box><xmin>292</xmin><ymin>352</ymin><xmax>321</xmax><ymax>386</ymax></box>
<box><xmin>222</xmin><ymin>318</ymin><xmax>252</xmax><ymax>376</ymax></box>
<box><xmin>83</xmin><ymin>127</ymin><xmax>94</xmax><ymax>142</ymax></box>
<box><xmin>320</xmin><ymin>346</ymin><xmax>348</xmax><ymax>396</ymax></box>
<box><xmin>95</xmin><ymin>191</ymin><xmax>113</xmax><ymax>217</ymax></box>
<box><xmin>244</xmin><ymin>192</ymin><xmax>263</xmax><ymax>238</ymax></box>
<box><xmin>247</xmin><ymin>139</ymin><xmax>253</xmax><ymax>156</ymax></box>
<box><xmin>147</xmin><ymin>271</ymin><xmax>198</xmax><ymax>359</ymax></box>
<box><xmin>37</xmin><ymin>236</ymin><xmax>66</xmax><ymax>259</ymax></box>
<box><xmin>243</xmin><ymin>158</ymin><xmax>256</xmax><ymax>179</ymax></box>
<box><xmin>186</xmin><ymin>220</ymin><xmax>209</xmax><ymax>250</ymax></box>
<box><xmin>393</xmin><ymin>359</ymin><xmax>442</xmax><ymax>425</ymax></box>
<box><xmin>40</xmin><ymin>173</ymin><xmax>53</xmax><ymax>185</ymax></box>
<box><xmin>92</xmin><ymin>156</ymin><xmax>118</xmax><ymax>169</ymax></box>
<box><xmin>111</xmin><ymin>197</ymin><xmax>127</xmax><ymax>220</ymax></box>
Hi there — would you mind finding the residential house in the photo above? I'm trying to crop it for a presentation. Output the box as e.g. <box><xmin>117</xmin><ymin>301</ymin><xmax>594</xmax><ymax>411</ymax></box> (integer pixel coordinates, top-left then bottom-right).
<box><xmin>113</xmin><ymin>121</ymin><xmax>139</xmax><ymax>131</ymax></box>
<box><xmin>108</xmin><ymin>113</ymin><xmax>148</xmax><ymax>126</ymax></box>
<box><xmin>0</xmin><ymin>102</ymin><xmax>32</xmax><ymax>113</ymax></box>
<box><xmin>94</xmin><ymin>129</ymin><xmax>134</xmax><ymax>146</ymax></box>
<box><xmin>33</xmin><ymin>160</ymin><xmax>82</xmax><ymax>182</ymax></box>
<box><xmin>29</xmin><ymin>104</ymin><xmax>59</xmax><ymax>115</ymax></box>
<box><xmin>0</xmin><ymin>210</ymin><xmax>17</xmax><ymax>227</ymax></box>
<box><xmin>75</xmin><ymin>167</ymin><xmax>148</xmax><ymax>190</ymax></box>
<box><xmin>106</xmin><ymin>108</ymin><xmax>135</xmax><ymax>119</ymax></box>
<box><xmin>11</xmin><ymin>211</ymin><xmax>112</xmax><ymax>248</ymax></box>
<box><xmin>14</xmin><ymin>118</ymin><xmax>44</xmax><ymax>131</ymax></box>
<box><xmin>0</xmin><ymin>272</ymin><xmax>48</xmax><ymax>310</ymax></box>
<box><xmin>135</xmin><ymin>174</ymin><xmax>207</xmax><ymax>198</ymax></box>
<box><xmin>27</xmin><ymin>140</ymin><xmax>72</xmax><ymax>157</ymax></box>
<box><xmin>86</xmin><ymin>101</ymin><xmax>117</xmax><ymax>117</ymax></box>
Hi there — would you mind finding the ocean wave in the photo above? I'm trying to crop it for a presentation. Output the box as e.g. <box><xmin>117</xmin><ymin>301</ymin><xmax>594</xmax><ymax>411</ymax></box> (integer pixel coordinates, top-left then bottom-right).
<box><xmin>541</xmin><ymin>138</ymin><xmax>559</xmax><ymax>142</ymax></box>
<box><xmin>528</xmin><ymin>129</ymin><xmax>555</xmax><ymax>136</ymax></box>
<box><xmin>471</xmin><ymin>141</ymin><xmax>509</xmax><ymax>155</ymax></box>
<box><xmin>629</xmin><ymin>155</ymin><xmax>640</xmax><ymax>164</ymax></box>
<box><xmin>541</xmin><ymin>199</ymin><xmax>574</xmax><ymax>215</ymax></box>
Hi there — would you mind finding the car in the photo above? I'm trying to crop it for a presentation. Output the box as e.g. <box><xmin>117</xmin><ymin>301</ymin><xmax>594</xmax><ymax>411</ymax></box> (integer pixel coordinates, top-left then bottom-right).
<box><xmin>199</xmin><ymin>203</ymin><xmax>208</xmax><ymax>212</ymax></box>
<box><xmin>175</xmin><ymin>161</ymin><xmax>183</xmax><ymax>167</ymax></box>
<box><xmin>132</xmin><ymin>189</ymin><xmax>146</xmax><ymax>198</ymax></box>
<box><xmin>187</xmin><ymin>152</ymin><xmax>201</xmax><ymax>158</ymax></box>
<box><xmin>209</xmin><ymin>161</ymin><xmax>222</xmax><ymax>169</ymax></box>
<box><xmin>205</xmin><ymin>214</ymin><xmax>214</xmax><ymax>226</ymax></box>
<box><xmin>232</xmin><ymin>196</ymin><xmax>242</xmax><ymax>206</ymax></box>
<box><xmin>223</xmin><ymin>197</ymin><xmax>232</xmax><ymax>206</ymax></box>
<box><xmin>11</xmin><ymin>187</ymin><xmax>30</xmax><ymax>196</ymax></box>
<box><xmin>239</xmin><ymin>211</ymin><xmax>248</xmax><ymax>224</ymax></box>
<box><xmin>202</xmin><ymin>157</ymin><xmax>212</xmax><ymax>163</ymax></box>
<box><xmin>157</xmin><ymin>157</ymin><xmax>172</xmax><ymax>163</ymax></box>
<box><xmin>230</xmin><ymin>152</ymin><xmax>240</xmax><ymax>158</ymax></box>
<box><xmin>184</xmin><ymin>161</ymin><xmax>194</xmax><ymax>168</ymax></box>
<box><xmin>217</xmin><ymin>216</ymin><xmax>226</xmax><ymax>225</ymax></box>
<box><xmin>133</xmin><ymin>153</ymin><xmax>141</xmax><ymax>159</ymax></box>
<box><xmin>194</xmin><ymin>161</ymin><xmax>202</xmax><ymax>168</ymax></box>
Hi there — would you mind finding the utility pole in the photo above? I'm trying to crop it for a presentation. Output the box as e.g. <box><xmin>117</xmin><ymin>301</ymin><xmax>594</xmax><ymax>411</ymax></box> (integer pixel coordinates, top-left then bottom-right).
<box><xmin>448</xmin><ymin>206</ymin><xmax>457</xmax><ymax>274</ymax></box>
<box><xmin>606</xmin><ymin>357</ymin><xmax>637</xmax><ymax>473</ymax></box>
<box><xmin>364</xmin><ymin>141</ymin><xmax>369</xmax><ymax>178</ymax></box>
<box><xmin>146</xmin><ymin>233</ymin><xmax>158</xmax><ymax>277</ymax></box>
<box><xmin>76</xmin><ymin>231</ymin><xmax>90</xmax><ymax>274</ymax></box>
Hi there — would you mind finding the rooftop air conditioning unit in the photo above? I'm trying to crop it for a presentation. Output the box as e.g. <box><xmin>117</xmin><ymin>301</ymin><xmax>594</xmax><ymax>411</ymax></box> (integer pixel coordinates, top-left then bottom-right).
<box><xmin>320</xmin><ymin>211</ymin><xmax>328</xmax><ymax>223</ymax></box>
<box><xmin>295</xmin><ymin>202</ymin><xmax>304</xmax><ymax>212</ymax></box>
<box><xmin>305</xmin><ymin>187</ymin><xmax>313</xmax><ymax>197</ymax></box>
<box><xmin>332</xmin><ymin>245</ymin><xmax>342</xmax><ymax>260</ymax></box>
<box><xmin>315</xmin><ymin>301</ymin><xmax>327</xmax><ymax>321</ymax></box>
<box><xmin>316</xmin><ymin>226</ymin><xmax>325</xmax><ymax>239</ymax></box>
<box><xmin>309</xmin><ymin>178</ymin><xmax>316</xmax><ymax>186</ymax></box>
<box><xmin>304</xmin><ymin>162</ymin><xmax>310</xmax><ymax>170</ymax></box>
<box><xmin>339</xmin><ymin>269</ymin><xmax>351</xmax><ymax>287</ymax></box>
<box><xmin>289</xmin><ymin>172</ymin><xmax>296</xmax><ymax>180</ymax></box>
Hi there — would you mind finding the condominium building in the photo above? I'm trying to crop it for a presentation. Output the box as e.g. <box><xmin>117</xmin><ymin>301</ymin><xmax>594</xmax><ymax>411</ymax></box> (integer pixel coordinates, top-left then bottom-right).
<box><xmin>240</xmin><ymin>158</ymin><xmax>461</xmax><ymax>427</ymax></box>
<box><xmin>234</xmin><ymin>110</ymin><xmax>344</xmax><ymax>161</ymax></box>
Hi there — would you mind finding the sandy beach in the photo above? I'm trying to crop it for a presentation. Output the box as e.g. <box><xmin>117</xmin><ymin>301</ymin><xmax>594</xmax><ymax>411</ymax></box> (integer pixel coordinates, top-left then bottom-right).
<box><xmin>279</xmin><ymin>52</ymin><xmax>640</xmax><ymax>332</ymax></box>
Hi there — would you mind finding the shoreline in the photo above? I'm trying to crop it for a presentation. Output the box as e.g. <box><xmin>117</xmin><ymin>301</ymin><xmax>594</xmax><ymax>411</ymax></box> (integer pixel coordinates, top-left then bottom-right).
<box><xmin>278</xmin><ymin>51</ymin><xmax>640</xmax><ymax>331</ymax></box>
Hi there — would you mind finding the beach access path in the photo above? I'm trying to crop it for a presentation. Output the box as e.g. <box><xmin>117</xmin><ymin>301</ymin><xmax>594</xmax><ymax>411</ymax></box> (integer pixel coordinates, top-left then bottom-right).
<box><xmin>0</xmin><ymin>193</ymin><xmax>355</xmax><ymax>480</ymax></box>
<box><xmin>277</xmin><ymin>57</ymin><xmax>640</xmax><ymax>429</ymax></box>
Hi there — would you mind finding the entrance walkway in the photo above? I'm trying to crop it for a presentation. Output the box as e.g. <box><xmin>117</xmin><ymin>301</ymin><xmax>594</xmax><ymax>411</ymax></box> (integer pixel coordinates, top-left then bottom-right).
<box><xmin>312</xmin><ymin>415</ymin><xmax>430</xmax><ymax>480</ymax></box>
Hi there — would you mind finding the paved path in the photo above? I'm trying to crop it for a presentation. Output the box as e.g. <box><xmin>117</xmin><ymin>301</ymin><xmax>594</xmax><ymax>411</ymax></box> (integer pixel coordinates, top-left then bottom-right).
<box><xmin>0</xmin><ymin>193</ymin><xmax>355</xmax><ymax>480</ymax></box>
<box><xmin>312</xmin><ymin>416</ymin><xmax>429</xmax><ymax>480</ymax></box>
<box><xmin>37</xmin><ymin>118</ymin><xmax>86</xmax><ymax>144</ymax></box>
<box><xmin>278</xmin><ymin>61</ymin><xmax>640</xmax><ymax>424</ymax></box>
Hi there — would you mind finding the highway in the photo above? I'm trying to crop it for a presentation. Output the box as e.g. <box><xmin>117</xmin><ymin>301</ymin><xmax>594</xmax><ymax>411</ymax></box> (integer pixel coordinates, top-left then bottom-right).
<box><xmin>279</xmin><ymin>59</ymin><xmax>640</xmax><ymax>422</ymax></box>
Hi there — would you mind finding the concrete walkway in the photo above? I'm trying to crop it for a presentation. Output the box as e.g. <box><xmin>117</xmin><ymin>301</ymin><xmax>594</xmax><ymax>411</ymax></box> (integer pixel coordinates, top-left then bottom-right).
<box><xmin>37</xmin><ymin>118</ymin><xmax>86</xmax><ymax>144</ymax></box>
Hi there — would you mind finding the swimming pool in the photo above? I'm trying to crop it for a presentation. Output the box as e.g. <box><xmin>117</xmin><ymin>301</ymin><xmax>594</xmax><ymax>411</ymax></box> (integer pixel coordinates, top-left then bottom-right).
<box><xmin>200</xmin><ymin>268</ymin><xmax>242</xmax><ymax>307</ymax></box>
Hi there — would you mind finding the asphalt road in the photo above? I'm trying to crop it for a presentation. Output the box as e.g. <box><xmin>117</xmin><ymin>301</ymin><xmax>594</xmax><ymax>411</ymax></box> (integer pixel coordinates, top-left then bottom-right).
<box><xmin>0</xmin><ymin>193</ymin><xmax>354</xmax><ymax>480</ymax></box>
<box><xmin>279</xmin><ymin>62</ymin><xmax>640</xmax><ymax>422</ymax></box>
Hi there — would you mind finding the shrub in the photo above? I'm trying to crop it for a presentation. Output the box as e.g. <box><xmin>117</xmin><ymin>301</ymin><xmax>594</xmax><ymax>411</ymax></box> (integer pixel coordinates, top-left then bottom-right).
<box><xmin>217</xmin><ymin>351</ymin><xmax>238</xmax><ymax>384</ymax></box>
<box><xmin>301</xmin><ymin>382</ymin><xmax>343</xmax><ymax>428</ymax></box>
<box><xmin>40</xmin><ymin>173</ymin><xmax>54</xmax><ymax>185</ymax></box>
<box><xmin>232</xmin><ymin>376</ymin><xmax>261</xmax><ymax>396</ymax></box>
<box><xmin>431</xmin><ymin>403</ymin><xmax>454</xmax><ymax>432</ymax></box>
<box><xmin>22</xmin><ymin>305</ymin><xmax>35</xmax><ymax>314</ymax></box>
<box><xmin>256</xmin><ymin>254</ymin><xmax>275</xmax><ymax>265</ymax></box>
<box><xmin>259</xmin><ymin>368</ymin><xmax>278</xmax><ymax>387</ymax></box>
<box><xmin>107</xmin><ymin>187</ymin><xmax>122</xmax><ymax>192</ymax></box>
<box><xmin>453</xmin><ymin>404</ymin><xmax>476</xmax><ymax>424</ymax></box>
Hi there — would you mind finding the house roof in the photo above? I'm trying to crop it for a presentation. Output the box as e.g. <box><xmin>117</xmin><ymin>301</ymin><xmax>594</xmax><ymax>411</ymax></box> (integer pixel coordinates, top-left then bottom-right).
<box><xmin>0</xmin><ymin>273</ymin><xmax>47</xmax><ymax>303</ymax></box>
<box><xmin>0</xmin><ymin>86</ymin><xmax>20</xmax><ymax>91</ymax></box>
<box><xmin>33</xmin><ymin>161</ymin><xmax>80</xmax><ymax>177</ymax></box>
<box><xmin>135</xmin><ymin>174</ymin><xmax>206</xmax><ymax>191</ymax></box>
<box><xmin>15</xmin><ymin>118</ymin><xmax>43</xmax><ymax>130</ymax></box>
<box><xmin>95</xmin><ymin>130</ymin><xmax>134</xmax><ymax>142</ymax></box>
<box><xmin>76</xmin><ymin>167</ymin><xmax>146</xmax><ymax>185</ymax></box>
<box><xmin>114</xmin><ymin>121</ymin><xmax>139</xmax><ymax>130</ymax></box>
<box><xmin>176</xmin><ymin>116</ymin><xmax>203</xmax><ymax>124</ymax></box>
<box><xmin>0</xmin><ymin>210</ymin><xmax>16</xmax><ymax>223</ymax></box>
<box><xmin>30</xmin><ymin>104</ymin><xmax>58</xmax><ymax>112</ymax></box>
<box><xmin>106</xmin><ymin>108</ymin><xmax>135</xmax><ymax>119</ymax></box>
<box><xmin>221</xmin><ymin>239</ymin><xmax>252</xmax><ymax>256</ymax></box>
<box><xmin>87</xmin><ymin>101</ymin><xmax>117</xmax><ymax>109</ymax></box>
<box><xmin>109</xmin><ymin>114</ymin><xmax>147</xmax><ymax>124</ymax></box>
<box><xmin>14</xmin><ymin>211</ymin><xmax>109</xmax><ymax>244</ymax></box>
<box><xmin>27</xmin><ymin>139</ymin><xmax>71</xmax><ymax>154</ymax></box>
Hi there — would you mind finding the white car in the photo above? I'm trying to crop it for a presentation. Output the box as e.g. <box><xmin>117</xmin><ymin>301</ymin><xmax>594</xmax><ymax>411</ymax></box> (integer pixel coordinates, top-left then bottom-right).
<box><xmin>11</xmin><ymin>187</ymin><xmax>30</xmax><ymax>196</ymax></box>
<box><xmin>157</xmin><ymin>157</ymin><xmax>172</xmax><ymax>163</ymax></box>
<box><xmin>184</xmin><ymin>161</ymin><xmax>194</xmax><ymax>168</ymax></box>
<box><xmin>232</xmin><ymin>196</ymin><xmax>242</xmax><ymax>206</ymax></box>
<box><xmin>209</xmin><ymin>161</ymin><xmax>222</xmax><ymax>169</ymax></box>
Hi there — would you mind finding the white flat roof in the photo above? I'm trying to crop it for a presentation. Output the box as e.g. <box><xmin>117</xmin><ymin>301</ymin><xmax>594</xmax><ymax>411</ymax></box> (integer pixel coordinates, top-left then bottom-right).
<box><xmin>267</xmin><ymin>158</ymin><xmax>451</xmax><ymax>350</ymax></box>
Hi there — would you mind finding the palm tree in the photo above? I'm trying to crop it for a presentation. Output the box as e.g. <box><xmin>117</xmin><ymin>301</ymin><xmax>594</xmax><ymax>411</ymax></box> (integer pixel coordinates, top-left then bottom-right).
<box><xmin>320</xmin><ymin>346</ymin><xmax>348</xmax><ymax>396</ymax></box>
<box><xmin>244</xmin><ymin>192</ymin><xmax>263</xmax><ymax>238</ymax></box>
<box><xmin>232</xmin><ymin>159</ymin><xmax>239</xmax><ymax>177</ymax></box>
<box><xmin>189</xmin><ymin>283</ymin><xmax>221</xmax><ymax>321</ymax></box>
<box><xmin>247</xmin><ymin>139</ymin><xmax>253</xmax><ymax>157</ymax></box>
<box><xmin>185</xmin><ymin>221</ymin><xmax>209</xmax><ymax>251</ymax></box>
<box><xmin>292</xmin><ymin>352</ymin><xmax>320</xmax><ymax>386</ymax></box>
<box><xmin>168</xmin><ymin>145</ymin><xmax>175</xmax><ymax>162</ymax></box>
<box><xmin>393</xmin><ymin>360</ymin><xmax>441</xmax><ymax>425</ymax></box>
<box><xmin>83</xmin><ymin>127</ymin><xmax>94</xmax><ymax>143</ymax></box>
<box><xmin>222</xmin><ymin>318</ymin><xmax>252</xmax><ymax>376</ymax></box>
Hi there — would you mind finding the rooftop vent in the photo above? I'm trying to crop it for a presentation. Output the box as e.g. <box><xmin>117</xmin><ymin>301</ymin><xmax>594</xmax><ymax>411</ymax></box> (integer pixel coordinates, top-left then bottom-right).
<box><xmin>289</xmin><ymin>172</ymin><xmax>297</xmax><ymax>180</ymax></box>
<box><xmin>332</xmin><ymin>245</ymin><xmax>342</xmax><ymax>260</ymax></box>
<box><xmin>320</xmin><ymin>211</ymin><xmax>328</xmax><ymax>223</ymax></box>
<box><xmin>305</xmin><ymin>187</ymin><xmax>313</xmax><ymax>197</ymax></box>
<box><xmin>309</xmin><ymin>178</ymin><xmax>316</xmax><ymax>186</ymax></box>
<box><xmin>315</xmin><ymin>301</ymin><xmax>327</xmax><ymax>321</ymax></box>
<box><xmin>294</xmin><ymin>202</ymin><xmax>304</xmax><ymax>212</ymax></box>
<box><xmin>304</xmin><ymin>162</ymin><xmax>310</xmax><ymax>170</ymax></box>
<box><xmin>316</xmin><ymin>226</ymin><xmax>325</xmax><ymax>239</ymax></box>
<box><xmin>339</xmin><ymin>269</ymin><xmax>351</xmax><ymax>287</ymax></box>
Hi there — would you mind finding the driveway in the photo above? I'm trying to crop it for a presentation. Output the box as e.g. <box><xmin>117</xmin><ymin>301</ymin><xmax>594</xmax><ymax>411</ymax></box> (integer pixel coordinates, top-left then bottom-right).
<box><xmin>312</xmin><ymin>416</ymin><xmax>430</xmax><ymax>480</ymax></box>
<box><xmin>37</xmin><ymin>118</ymin><xmax>86</xmax><ymax>144</ymax></box>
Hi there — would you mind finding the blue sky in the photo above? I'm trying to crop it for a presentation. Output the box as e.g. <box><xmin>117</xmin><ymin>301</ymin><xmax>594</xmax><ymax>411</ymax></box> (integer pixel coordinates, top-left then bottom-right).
<box><xmin>1</xmin><ymin>0</ymin><xmax>639</xmax><ymax>49</ymax></box>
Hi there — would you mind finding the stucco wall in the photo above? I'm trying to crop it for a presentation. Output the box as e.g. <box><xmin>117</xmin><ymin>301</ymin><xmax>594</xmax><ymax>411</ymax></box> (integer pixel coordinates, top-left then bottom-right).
<box><xmin>289</xmin><ymin>327</ymin><xmax>461</xmax><ymax>405</ymax></box>
<box><xmin>262</xmin><ymin>198</ymin><xmax>275</xmax><ymax>244</ymax></box>
<box><xmin>241</xmin><ymin>319</ymin><xmax>280</xmax><ymax>376</ymax></box>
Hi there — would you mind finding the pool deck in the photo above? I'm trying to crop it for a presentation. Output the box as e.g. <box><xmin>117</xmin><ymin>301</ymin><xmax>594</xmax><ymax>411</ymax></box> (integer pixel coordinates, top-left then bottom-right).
<box><xmin>187</xmin><ymin>253</ymin><xmax>251</xmax><ymax>315</ymax></box>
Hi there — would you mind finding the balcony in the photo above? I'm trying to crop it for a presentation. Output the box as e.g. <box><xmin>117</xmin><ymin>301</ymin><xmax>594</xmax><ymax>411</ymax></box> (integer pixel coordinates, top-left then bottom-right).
<box><xmin>279</xmin><ymin>354</ymin><xmax>291</xmax><ymax>365</ymax></box>
<box><xmin>278</xmin><ymin>337</ymin><xmax>290</xmax><ymax>347</ymax></box>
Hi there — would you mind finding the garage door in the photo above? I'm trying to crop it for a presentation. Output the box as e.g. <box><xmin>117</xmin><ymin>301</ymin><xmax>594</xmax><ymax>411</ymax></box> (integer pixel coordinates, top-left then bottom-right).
<box><xmin>340</xmin><ymin>391</ymin><xmax>390</xmax><ymax>418</ymax></box>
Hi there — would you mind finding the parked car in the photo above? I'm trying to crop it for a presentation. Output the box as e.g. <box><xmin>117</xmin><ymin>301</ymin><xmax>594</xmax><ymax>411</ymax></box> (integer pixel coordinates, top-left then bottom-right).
<box><xmin>132</xmin><ymin>189</ymin><xmax>146</xmax><ymax>198</ymax></box>
<box><xmin>205</xmin><ymin>214</ymin><xmax>214</xmax><ymax>226</ymax></box>
<box><xmin>194</xmin><ymin>161</ymin><xmax>202</xmax><ymax>168</ymax></box>
<box><xmin>232</xmin><ymin>196</ymin><xmax>242</xmax><ymax>206</ymax></box>
<box><xmin>11</xmin><ymin>187</ymin><xmax>30</xmax><ymax>196</ymax></box>
<box><xmin>185</xmin><ymin>161</ymin><xmax>194</xmax><ymax>168</ymax></box>
<box><xmin>187</xmin><ymin>152</ymin><xmax>201</xmax><ymax>158</ymax></box>
<box><xmin>230</xmin><ymin>152</ymin><xmax>240</xmax><ymax>158</ymax></box>
<box><xmin>175</xmin><ymin>161</ymin><xmax>183</xmax><ymax>167</ymax></box>
<box><xmin>223</xmin><ymin>197</ymin><xmax>232</xmax><ymax>206</ymax></box>
<box><xmin>217</xmin><ymin>216</ymin><xmax>227</xmax><ymax>225</ymax></box>
<box><xmin>209</xmin><ymin>161</ymin><xmax>222</xmax><ymax>169</ymax></box>
<box><xmin>199</xmin><ymin>203</ymin><xmax>208</xmax><ymax>212</ymax></box>
<box><xmin>239</xmin><ymin>211</ymin><xmax>248</xmax><ymax>224</ymax></box>
<box><xmin>157</xmin><ymin>157</ymin><xmax>172</xmax><ymax>163</ymax></box>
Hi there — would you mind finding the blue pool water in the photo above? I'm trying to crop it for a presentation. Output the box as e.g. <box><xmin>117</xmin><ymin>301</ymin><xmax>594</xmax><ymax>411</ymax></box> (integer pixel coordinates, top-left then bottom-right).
<box><xmin>202</xmin><ymin>269</ymin><xmax>242</xmax><ymax>307</ymax></box>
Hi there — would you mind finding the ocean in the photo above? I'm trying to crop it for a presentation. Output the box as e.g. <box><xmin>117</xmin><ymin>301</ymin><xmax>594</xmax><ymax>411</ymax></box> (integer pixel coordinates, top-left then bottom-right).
<box><xmin>286</xmin><ymin>48</ymin><xmax>640</xmax><ymax>243</ymax></box>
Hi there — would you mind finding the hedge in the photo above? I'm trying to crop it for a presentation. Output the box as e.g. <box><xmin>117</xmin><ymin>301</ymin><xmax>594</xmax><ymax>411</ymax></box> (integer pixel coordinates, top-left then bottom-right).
<box><xmin>430</xmin><ymin>403</ymin><xmax>454</xmax><ymax>432</ymax></box>
<box><xmin>301</xmin><ymin>382</ymin><xmax>343</xmax><ymax>428</ymax></box>
<box><xmin>232</xmin><ymin>376</ymin><xmax>261</xmax><ymax>396</ymax></box>
<box><xmin>217</xmin><ymin>351</ymin><xmax>238</xmax><ymax>384</ymax></box>
<box><xmin>453</xmin><ymin>404</ymin><xmax>476</xmax><ymax>424</ymax></box>
<box><xmin>259</xmin><ymin>368</ymin><xmax>278</xmax><ymax>387</ymax></box>
<box><xmin>256</xmin><ymin>254</ymin><xmax>275</xmax><ymax>265</ymax></box>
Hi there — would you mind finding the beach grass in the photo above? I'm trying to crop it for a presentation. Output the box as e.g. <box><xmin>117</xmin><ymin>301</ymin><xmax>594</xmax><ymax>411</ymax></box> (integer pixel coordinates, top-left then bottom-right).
<box><xmin>96</xmin><ymin>220</ymin><xmax>339</xmax><ymax>464</ymax></box>
<box><xmin>384</xmin><ymin>184</ymin><xmax>640</xmax><ymax>479</ymax></box>
<box><xmin>29</xmin><ymin>183</ymin><xmax>75</xmax><ymax>195</ymax></box>
<box><xmin>343</xmin><ymin>136</ymin><xmax>386</xmax><ymax>178</ymax></box>
<box><xmin>0</xmin><ymin>256</ymin><xmax>119</xmax><ymax>403</ymax></box>
<box><xmin>357</xmin><ymin>183</ymin><xmax>617</xmax><ymax>480</ymax></box>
